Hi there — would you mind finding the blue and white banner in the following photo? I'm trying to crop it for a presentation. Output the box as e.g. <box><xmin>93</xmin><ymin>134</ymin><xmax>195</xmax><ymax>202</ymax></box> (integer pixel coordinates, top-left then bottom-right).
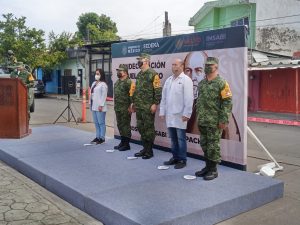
<box><xmin>112</xmin><ymin>26</ymin><xmax>248</xmax><ymax>168</ymax></box>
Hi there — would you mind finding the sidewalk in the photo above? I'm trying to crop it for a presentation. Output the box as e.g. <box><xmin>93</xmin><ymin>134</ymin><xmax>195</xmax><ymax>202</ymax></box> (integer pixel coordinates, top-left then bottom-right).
<box><xmin>0</xmin><ymin>160</ymin><xmax>103</xmax><ymax>225</ymax></box>
<box><xmin>248</xmin><ymin>111</ymin><xmax>300</xmax><ymax>126</ymax></box>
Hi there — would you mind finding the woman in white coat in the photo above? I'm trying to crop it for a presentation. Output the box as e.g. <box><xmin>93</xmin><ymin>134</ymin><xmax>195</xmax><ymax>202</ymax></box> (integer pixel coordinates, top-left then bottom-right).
<box><xmin>90</xmin><ymin>68</ymin><xmax>108</xmax><ymax>144</ymax></box>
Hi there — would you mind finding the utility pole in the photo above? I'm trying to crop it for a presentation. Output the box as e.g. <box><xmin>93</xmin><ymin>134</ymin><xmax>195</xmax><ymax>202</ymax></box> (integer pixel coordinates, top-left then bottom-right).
<box><xmin>163</xmin><ymin>11</ymin><xmax>171</xmax><ymax>37</ymax></box>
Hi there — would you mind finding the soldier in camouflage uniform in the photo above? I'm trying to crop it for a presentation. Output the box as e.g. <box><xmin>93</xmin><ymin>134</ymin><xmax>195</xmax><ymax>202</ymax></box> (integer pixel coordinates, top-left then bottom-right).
<box><xmin>7</xmin><ymin>50</ymin><xmax>17</xmax><ymax>65</ymax></box>
<box><xmin>132</xmin><ymin>53</ymin><xmax>162</xmax><ymax>159</ymax></box>
<box><xmin>10</xmin><ymin>62</ymin><xmax>35</xmax><ymax>120</ymax></box>
<box><xmin>114</xmin><ymin>64</ymin><xmax>135</xmax><ymax>151</ymax></box>
<box><xmin>195</xmin><ymin>57</ymin><xmax>232</xmax><ymax>180</ymax></box>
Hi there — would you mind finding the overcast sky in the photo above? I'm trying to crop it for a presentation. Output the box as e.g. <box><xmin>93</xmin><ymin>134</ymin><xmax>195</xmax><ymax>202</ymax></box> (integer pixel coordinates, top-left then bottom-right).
<box><xmin>0</xmin><ymin>0</ymin><xmax>211</xmax><ymax>41</ymax></box>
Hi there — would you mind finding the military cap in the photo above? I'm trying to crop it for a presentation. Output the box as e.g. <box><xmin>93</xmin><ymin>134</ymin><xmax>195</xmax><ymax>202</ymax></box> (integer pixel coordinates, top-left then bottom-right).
<box><xmin>136</xmin><ymin>53</ymin><xmax>151</xmax><ymax>60</ymax></box>
<box><xmin>205</xmin><ymin>57</ymin><xmax>219</xmax><ymax>65</ymax></box>
<box><xmin>8</xmin><ymin>50</ymin><xmax>14</xmax><ymax>55</ymax></box>
<box><xmin>116</xmin><ymin>64</ymin><xmax>128</xmax><ymax>73</ymax></box>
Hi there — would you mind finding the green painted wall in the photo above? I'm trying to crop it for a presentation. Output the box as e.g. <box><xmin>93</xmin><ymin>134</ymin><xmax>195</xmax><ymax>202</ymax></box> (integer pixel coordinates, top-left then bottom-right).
<box><xmin>194</xmin><ymin>3</ymin><xmax>256</xmax><ymax>48</ymax></box>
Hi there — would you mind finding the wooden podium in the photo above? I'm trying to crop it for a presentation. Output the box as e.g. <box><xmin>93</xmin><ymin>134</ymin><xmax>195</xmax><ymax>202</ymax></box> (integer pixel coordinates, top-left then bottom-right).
<box><xmin>0</xmin><ymin>78</ymin><xmax>30</xmax><ymax>138</ymax></box>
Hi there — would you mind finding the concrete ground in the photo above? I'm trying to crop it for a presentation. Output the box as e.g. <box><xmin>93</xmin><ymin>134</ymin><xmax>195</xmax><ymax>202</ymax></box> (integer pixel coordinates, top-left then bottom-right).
<box><xmin>1</xmin><ymin>95</ymin><xmax>300</xmax><ymax>225</ymax></box>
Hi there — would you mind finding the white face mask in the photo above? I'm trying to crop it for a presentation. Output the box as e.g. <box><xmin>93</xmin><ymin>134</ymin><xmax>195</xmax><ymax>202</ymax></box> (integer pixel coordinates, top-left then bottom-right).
<box><xmin>95</xmin><ymin>75</ymin><xmax>101</xmax><ymax>81</ymax></box>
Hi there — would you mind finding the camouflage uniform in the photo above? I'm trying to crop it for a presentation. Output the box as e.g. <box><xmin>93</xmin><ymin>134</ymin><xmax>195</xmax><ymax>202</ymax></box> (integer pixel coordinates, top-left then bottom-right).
<box><xmin>114</xmin><ymin>64</ymin><xmax>135</xmax><ymax>150</ymax></box>
<box><xmin>197</xmin><ymin>75</ymin><xmax>232</xmax><ymax>162</ymax></box>
<box><xmin>7</xmin><ymin>50</ymin><xmax>17</xmax><ymax>65</ymax></box>
<box><xmin>10</xmin><ymin>65</ymin><xmax>34</xmax><ymax>119</ymax></box>
<box><xmin>114</xmin><ymin>77</ymin><xmax>134</xmax><ymax>137</ymax></box>
<box><xmin>133</xmin><ymin>54</ymin><xmax>162</xmax><ymax>158</ymax></box>
<box><xmin>195</xmin><ymin>57</ymin><xmax>232</xmax><ymax>180</ymax></box>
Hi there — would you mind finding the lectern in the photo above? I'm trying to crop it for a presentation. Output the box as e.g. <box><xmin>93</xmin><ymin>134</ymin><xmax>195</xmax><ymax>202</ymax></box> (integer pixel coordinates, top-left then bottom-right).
<box><xmin>0</xmin><ymin>78</ymin><xmax>30</xmax><ymax>138</ymax></box>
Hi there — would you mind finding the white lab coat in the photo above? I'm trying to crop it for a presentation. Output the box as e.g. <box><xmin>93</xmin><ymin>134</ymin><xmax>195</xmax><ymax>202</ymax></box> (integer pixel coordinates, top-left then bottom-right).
<box><xmin>90</xmin><ymin>81</ymin><xmax>108</xmax><ymax>112</ymax></box>
<box><xmin>159</xmin><ymin>72</ymin><xmax>193</xmax><ymax>129</ymax></box>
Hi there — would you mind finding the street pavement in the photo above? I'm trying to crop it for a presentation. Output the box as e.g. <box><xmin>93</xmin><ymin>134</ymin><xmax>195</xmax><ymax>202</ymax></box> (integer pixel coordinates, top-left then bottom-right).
<box><xmin>1</xmin><ymin>95</ymin><xmax>300</xmax><ymax>225</ymax></box>
<box><xmin>0</xmin><ymin>161</ymin><xmax>103</xmax><ymax>225</ymax></box>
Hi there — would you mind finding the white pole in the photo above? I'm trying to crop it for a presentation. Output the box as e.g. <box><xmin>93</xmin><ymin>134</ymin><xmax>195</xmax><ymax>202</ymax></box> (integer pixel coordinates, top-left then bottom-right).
<box><xmin>247</xmin><ymin>126</ymin><xmax>282</xmax><ymax>169</ymax></box>
<box><xmin>296</xmin><ymin>68</ymin><xmax>299</xmax><ymax>121</ymax></box>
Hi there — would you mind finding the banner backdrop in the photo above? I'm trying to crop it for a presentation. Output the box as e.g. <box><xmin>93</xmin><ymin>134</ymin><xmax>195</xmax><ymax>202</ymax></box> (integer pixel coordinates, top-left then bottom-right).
<box><xmin>112</xmin><ymin>26</ymin><xmax>248</xmax><ymax>168</ymax></box>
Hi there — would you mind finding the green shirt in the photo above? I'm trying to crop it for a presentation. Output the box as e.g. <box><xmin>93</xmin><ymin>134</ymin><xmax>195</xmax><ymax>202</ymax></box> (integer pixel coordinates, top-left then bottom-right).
<box><xmin>114</xmin><ymin>77</ymin><xmax>134</xmax><ymax>111</ymax></box>
<box><xmin>196</xmin><ymin>75</ymin><xmax>232</xmax><ymax>127</ymax></box>
<box><xmin>133</xmin><ymin>68</ymin><xmax>162</xmax><ymax>110</ymax></box>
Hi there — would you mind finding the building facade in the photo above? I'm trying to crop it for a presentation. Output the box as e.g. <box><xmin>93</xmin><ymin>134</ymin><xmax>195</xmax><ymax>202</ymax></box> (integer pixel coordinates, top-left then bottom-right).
<box><xmin>189</xmin><ymin>0</ymin><xmax>300</xmax><ymax>114</ymax></box>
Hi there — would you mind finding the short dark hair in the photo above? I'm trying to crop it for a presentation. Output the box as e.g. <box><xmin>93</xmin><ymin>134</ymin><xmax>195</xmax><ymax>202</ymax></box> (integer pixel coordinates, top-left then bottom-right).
<box><xmin>96</xmin><ymin>68</ymin><xmax>106</xmax><ymax>83</ymax></box>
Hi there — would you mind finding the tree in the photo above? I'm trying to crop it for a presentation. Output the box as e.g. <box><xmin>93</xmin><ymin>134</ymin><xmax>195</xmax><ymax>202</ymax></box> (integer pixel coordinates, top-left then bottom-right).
<box><xmin>0</xmin><ymin>13</ymin><xmax>46</xmax><ymax>68</ymax></box>
<box><xmin>76</xmin><ymin>12</ymin><xmax>119</xmax><ymax>43</ymax></box>
<box><xmin>35</xmin><ymin>31</ymin><xmax>83</xmax><ymax>79</ymax></box>
<box><xmin>0</xmin><ymin>13</ymin><xmax>82</xmax><ymax>75</ymax></box>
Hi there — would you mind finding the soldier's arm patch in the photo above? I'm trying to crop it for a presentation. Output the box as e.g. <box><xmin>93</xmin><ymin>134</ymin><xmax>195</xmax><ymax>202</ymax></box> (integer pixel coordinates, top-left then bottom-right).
<box><xmin>28</xmin><ymin>73</ymin><xmax>35</xmax><ymax>82</ymax></box>
<box><xmin>153</xmin><ymin>74</ymin><xmax>161</xmax><ymax>89</ymax></box>
<box><xmin>221</xmin><ymin>81</ymin><xmax>232</xmax><ymax>99</ymax></box>
<box><xmin>129</xmin><ymin>81</ymin><xmax>136</xmax><ymax>97</ymax></box>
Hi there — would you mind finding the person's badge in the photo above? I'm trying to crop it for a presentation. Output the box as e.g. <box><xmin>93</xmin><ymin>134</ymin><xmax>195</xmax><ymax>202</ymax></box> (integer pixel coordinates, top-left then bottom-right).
<box><xmin>129</xmin><ymin>81</ymin><xmax>136</xmax><ymax>96</ymax></box>
<box><xmin>153</xmin><ymin>74</ymin><xmax>161</xmax><ymax>89</ymax></box>
<box><xmin>221</xmin><ymin>81</ymin><xmax>232</xmax><ymax>99</ymax></box>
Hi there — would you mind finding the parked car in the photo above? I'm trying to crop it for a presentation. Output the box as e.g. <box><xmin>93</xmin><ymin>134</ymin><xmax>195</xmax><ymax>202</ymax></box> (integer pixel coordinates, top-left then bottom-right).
<box><xmin>0</xmin><ymin>65</ymin><xmax>35</xmax><ymax>112</ymax></box>
<box><xmin>34</xmin><ymin>79</ymin><xmax>45</xmax><ymax>96</ymax></box>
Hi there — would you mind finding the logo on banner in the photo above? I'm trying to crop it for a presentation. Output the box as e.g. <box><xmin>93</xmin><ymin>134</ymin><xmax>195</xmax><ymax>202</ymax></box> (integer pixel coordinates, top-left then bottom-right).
<box><xmin>127</xmin><ymin>45</ymin><xmax>141</xmax><ymax>54</ymax></box>
<box><xmin>122</xmin><ymin>46</ymin><xmax>127</xmax><ymax>56</ymax></box>
<box><xmin>175</xmin><ymin>36</ymin><xmax>201</xmax><ymax>50</ymax></box>
<box><xmin>143</xmin><ymin>42</ymin><xmax>160</xmax><ymax>50</ymax></box>
<box><xmin>206</xmin><ymin>33</ymin><xmax>226</xmax><ymax>47</ymax></box>
<box><xmin>175</xmin><ymin>39</ymin><xmax>184</xmax><ymax>50</ymax></box>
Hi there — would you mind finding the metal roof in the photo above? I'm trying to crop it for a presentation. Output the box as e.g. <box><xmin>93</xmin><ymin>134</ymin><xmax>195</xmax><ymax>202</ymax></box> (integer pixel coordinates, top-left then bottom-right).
<box><xmin>248</xmin><ymin>49</ymin><xmax>300</xmax><ymax>70</ymax></box>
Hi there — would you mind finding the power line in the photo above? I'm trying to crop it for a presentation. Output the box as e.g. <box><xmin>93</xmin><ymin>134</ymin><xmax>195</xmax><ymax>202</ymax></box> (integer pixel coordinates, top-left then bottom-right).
<box><xmin>132</xmin><ymin>13</ymin><xmax>164</xmax><ymax>38</ymax></box>
<box><xmin>120</xmin><ymin>14</ymin><xmax>300</xmax><ymax>40</ymax></box>
<box><xmin>121</xmin><ymin>20</ymin><xmax>300</xmax><ymax>40</ymax></box>
<box><xmin>255</xmin><ymin>13</ymin><xmax>300</xmax><ymax>22</ymax></box>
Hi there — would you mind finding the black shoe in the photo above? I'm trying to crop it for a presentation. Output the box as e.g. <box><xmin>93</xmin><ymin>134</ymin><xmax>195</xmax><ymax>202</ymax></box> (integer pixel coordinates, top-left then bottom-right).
<box><xmin>134</xmin><ymin>149</ymin><xmax>146</xmax><ymax>157</ymax></box>
<box><xmin>195</xmin><ymin>167</ymin><xmax>209</xmax><ymax>177</ymax></box>
<box><xmin>91</xmin><ymin>138</ymin><xmax>99</xmax><ymax>144</ymax></box>
<box><xmin>163</xmin><ymin>157</ymin><xmax>178</xmax><ymax>165</ymax></box>
<box><xmin>114</xmin><ymin>140</ymin><xmax>123</xmax><ymax>149</ymax></box>
<box><xmin>119</xmin><ymin>144</ymin><xmax>130</xmax><ymax>151</ymax></box>
<box><xmin>174</xmin><ymin>160</ymin><xmax>186</xmax><ymax>169</ymax></box>
<box><xmin>195</xmin><ymin>160</ymin><xmax>210</xmax><ymax>177</ymax></box>
<box><xmin>203</xmin><ymin>161</ymin><xmax>218</xmax><ymax>181</ymax></box>
<box><xmin>97</xmin><ymin>138</ymin><xmax>105</xmax><ymax>144</ymax></box>
<box><xmin>203</xmin><ymin>170</ymin><xmax>218</xmax><ymax>180</ymax></box>
<box><xmin>119</xmin><ymin>137</ymin><xmax>131</xmax><ymax>151</ymax></box>
<box><xmin>142</xmin><ymin>153</ymin><xmax>153</xmax><ymax>159</ymax></box>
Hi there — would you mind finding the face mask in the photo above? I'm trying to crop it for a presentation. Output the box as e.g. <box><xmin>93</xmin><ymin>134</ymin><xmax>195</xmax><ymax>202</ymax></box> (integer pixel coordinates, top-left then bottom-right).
<box><xmin>95</xmin><ymin>74</ymin><xmax>101</xmax><ymax>81</ymax></box>
<box><xmin>137</xmin><ymin>60</ymin><xmax>144</xmax><ymax>68</ymax></box>
<box><xmin>117</xmin><ymin>72</ymin><xmax>122</xmax><ymax>78</ymax></box>
<box><xmin>204</xmin><ymin>65</ymin><xmax>213</xmax><ymax>75</ymax></box>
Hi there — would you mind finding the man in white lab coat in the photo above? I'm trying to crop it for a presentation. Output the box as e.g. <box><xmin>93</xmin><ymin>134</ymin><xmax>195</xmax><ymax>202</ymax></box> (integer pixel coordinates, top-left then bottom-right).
<box><xmin>159</xmin><ymin>58</ymin><xmax>193</xmax><ymax>169</ymax></box>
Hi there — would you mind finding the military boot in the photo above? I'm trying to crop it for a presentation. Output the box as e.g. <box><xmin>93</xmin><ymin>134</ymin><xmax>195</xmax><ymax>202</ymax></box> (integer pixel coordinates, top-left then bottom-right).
<box><xmin>195</xmin><ymin>159</ymin><xmax>210</xmax><ymax>177</ymax></box>
<box><xmin>119</xmin><ymin>137</ymin><xmax>131</xmax><ymax>151</ymax></box>
<box><xmin>203</xmin><ymin>160</ymin><xmax>218</xmax><ymax>181</ymax></box>
<box><xmin>142</xmin><ymin>142</ymin><xmax>154</xmax><ymax>159</ymax></box>
<box><xmin>114</xmin><ymin>137</ymin><xmax>124</xmax><ymax>150</ymax></box>
<box><xmin>134</xmin><ymin>142</ymin><xmax>146</xmax><ymax>157</ymax></box>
